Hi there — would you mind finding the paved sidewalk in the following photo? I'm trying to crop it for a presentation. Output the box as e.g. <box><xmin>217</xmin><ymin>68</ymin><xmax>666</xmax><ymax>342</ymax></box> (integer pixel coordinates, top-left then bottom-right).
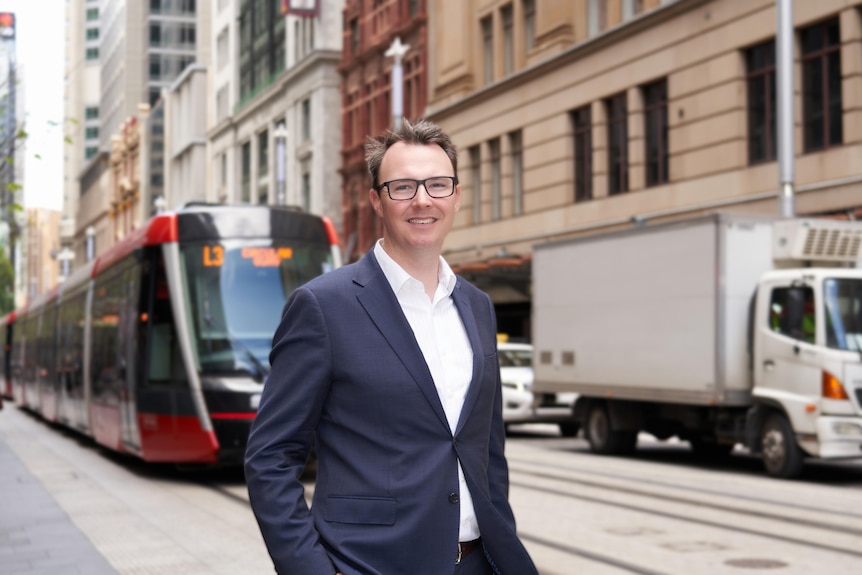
<box><xmin>0</xmin><ymin>413</ymin><xmax>117</xmax><ymax>575</ymax></box>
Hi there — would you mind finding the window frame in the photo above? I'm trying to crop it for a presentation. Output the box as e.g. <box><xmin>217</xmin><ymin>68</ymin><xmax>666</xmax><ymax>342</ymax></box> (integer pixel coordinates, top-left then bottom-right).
<box><xmin>642</xmin><ymin>78</ymin><xmax>668</xmax><ymax>187</ymax></box>
<box><xmin>572</xmin><ymin>105</ymin><xmax>592</xmax><ymax>202</ymax></box>
<box><xmin>489</xmin><ymin>138</ymin><xmax>502</xmax><ymax>221</ymax></box>
<box><xmin>746</xmin><ymin>40</ymin><xmax>777</xmax><ymax>164</ymax></box>
<box><xmin>481</xmin><ymin>15</ymin><xmax>493</xmax><ymax>85</ymax></box>
<box><xmin>509</xmin><ymin>131</ymin><xmax>523</xmax><ymax>216</ymax></box>
<box><xmin>470</xmin><ymin>145</ymin><xmax>482</xmax><ymax>225</ymax></box>
<box><xmin>801</xmin><ymin>18</ymin><xmax>843</xmax><ymax>153</ymax></box>
<box><xmin>606</xmin><ymin>92</ymin><xmax>628</xmax><ymax>195</ymax></box>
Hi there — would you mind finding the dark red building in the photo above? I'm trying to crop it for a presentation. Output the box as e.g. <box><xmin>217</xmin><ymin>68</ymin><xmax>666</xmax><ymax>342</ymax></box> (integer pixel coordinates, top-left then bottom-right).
<box><xmin>340</xmin><ymin>0</ymin><xmax>427</xmax><ymax>261</ymax></box>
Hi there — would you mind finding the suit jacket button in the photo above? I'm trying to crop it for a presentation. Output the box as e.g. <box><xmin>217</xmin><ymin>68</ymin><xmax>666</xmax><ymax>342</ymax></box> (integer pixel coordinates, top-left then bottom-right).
<box><xmin>449</xmin><ymin>492</ymin><xmax>459</xmax><ymax>504</ymax></box>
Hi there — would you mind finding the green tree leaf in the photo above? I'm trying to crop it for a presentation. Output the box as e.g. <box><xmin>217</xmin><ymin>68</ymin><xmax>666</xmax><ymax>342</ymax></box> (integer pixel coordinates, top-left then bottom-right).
<box><xmin>0</xmin><ymin>249</ymin><xmax>14</xmax><ymax>315</ymax></box>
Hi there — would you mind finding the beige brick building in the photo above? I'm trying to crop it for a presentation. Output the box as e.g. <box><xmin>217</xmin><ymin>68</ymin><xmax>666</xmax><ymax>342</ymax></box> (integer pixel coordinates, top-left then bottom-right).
<box><xmin>426</xmin><ymin>0</ymin><xmax>862</xmax><ymax>338</ymax></box>
<box><xmin>22</xmin><ymin>209</ymin><xmax>62</xmax><ymax>302</ymax></box>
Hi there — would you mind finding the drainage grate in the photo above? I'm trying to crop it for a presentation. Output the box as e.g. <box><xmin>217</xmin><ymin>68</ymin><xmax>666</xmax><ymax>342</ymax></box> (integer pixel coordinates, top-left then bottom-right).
<box><xmin>724</xmin><ymin>558</ymin><xmax>788</xmax><ymax>569</ymax></box>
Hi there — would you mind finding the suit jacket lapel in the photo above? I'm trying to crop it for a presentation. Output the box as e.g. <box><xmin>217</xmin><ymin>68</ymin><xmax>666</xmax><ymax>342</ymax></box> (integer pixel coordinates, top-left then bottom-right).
<box><xmin>353</xmin><ymin>252</ymin><xmax>451</xmax><ymax>432</ymax></box>
<box><xmin>452</xmin><ymin>279</ymin><xmax>485</xmax><ymax>436</ymax></box>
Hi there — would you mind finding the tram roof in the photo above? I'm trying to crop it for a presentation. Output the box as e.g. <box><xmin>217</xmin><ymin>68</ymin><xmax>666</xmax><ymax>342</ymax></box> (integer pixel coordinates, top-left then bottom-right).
<box><xmin>92</xmin><ymin>211</ymin><xmax>178</xmax><ymax>277</ymax></box>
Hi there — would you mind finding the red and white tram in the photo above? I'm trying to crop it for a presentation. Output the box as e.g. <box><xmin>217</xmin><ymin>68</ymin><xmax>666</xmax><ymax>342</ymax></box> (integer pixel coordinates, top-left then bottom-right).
<box><xmin>0</xmin><ymin>204</ymin><xmax>340</xmax><ymax>464</ymax></box>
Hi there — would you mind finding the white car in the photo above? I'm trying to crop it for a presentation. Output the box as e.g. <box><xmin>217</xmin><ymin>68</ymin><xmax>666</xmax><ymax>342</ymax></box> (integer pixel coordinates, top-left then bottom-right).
<box><xmin>499</xmin><ymin>342</ymin><xmax>535</xmax><ymax>425</ymax></box>
<box><xmin>499</xmin><ymin>341</ymin><xmax>579</xmax><ymax>435</ymax></box>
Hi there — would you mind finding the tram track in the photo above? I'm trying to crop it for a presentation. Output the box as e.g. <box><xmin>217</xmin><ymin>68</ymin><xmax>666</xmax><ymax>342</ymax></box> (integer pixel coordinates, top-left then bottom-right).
<box><xmin>508</xmin><ymin>457</ymin><xmax>862</xmax><ymax>534</ymax></box>
<box><xmin>199</xmin><ymin>449</ymin><xmax>862</xmax><ymax>573</ymax></box>
<box><xmin>508</xmin><ymin>460</ymin><xmax>862</xmax><ymax>561</ymax></box>
<box><xmin>518</xmin><ymin>532</ymin><xmax>668</xmax><ymax>575</ymax></box>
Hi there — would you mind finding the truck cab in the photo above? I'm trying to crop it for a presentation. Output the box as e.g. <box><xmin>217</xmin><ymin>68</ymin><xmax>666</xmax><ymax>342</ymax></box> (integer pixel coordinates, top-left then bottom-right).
<box><xmin>753</xmin><ymin>267</ymin><xmax>862</xmax><ymax>475</ymax></box>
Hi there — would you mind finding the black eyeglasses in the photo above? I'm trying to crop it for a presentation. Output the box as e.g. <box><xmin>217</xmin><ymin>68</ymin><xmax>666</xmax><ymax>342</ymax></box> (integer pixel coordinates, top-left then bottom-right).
<box><xmin>376</xmin><ymin>177</ymin><xmax>457</xmax><ymax>201</ymax></box>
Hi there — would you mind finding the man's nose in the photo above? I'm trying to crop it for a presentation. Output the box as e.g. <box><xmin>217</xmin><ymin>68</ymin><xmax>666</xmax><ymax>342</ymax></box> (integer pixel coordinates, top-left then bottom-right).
<box><xmin>412</xmin><ymin>182</ymin><xmax>432</xmax><ymax>203</ymax></box>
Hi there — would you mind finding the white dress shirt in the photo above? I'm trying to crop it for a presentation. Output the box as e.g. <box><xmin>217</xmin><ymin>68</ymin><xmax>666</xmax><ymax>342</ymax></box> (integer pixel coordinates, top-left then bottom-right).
<box><xmin>374</xmin><ymin>240</ymin><xmax>480</xmax><ymax>542</ymax></box>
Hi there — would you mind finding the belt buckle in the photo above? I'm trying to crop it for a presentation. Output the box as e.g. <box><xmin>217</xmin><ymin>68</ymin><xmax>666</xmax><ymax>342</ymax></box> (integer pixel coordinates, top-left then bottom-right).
<box><xmin>456</xmin><ymin>542</ymin><xmax>463</xmax><ymax>565</ymax></box>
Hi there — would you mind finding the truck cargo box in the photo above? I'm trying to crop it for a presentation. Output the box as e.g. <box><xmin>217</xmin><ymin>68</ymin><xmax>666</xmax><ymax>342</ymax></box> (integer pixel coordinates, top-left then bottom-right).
<box><xmin>533</xmin><ymin>214</ymin><xmax>775</xmax><ymax>407</ymax></box>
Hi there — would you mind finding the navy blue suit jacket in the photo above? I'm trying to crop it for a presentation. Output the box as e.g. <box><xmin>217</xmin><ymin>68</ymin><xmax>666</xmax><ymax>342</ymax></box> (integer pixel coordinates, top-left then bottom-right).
<box><xmin>245</xmin><ymin>250</ymin><xmax>537</xmax><ymax>575</ymax></box>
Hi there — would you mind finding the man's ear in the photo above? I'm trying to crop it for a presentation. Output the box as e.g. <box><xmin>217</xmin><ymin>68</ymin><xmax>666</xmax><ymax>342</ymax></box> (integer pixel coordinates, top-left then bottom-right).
<box><xmin>369</xmin><ymin>188</ymin><xmax>382</xmax><ymax>216</ymax></box>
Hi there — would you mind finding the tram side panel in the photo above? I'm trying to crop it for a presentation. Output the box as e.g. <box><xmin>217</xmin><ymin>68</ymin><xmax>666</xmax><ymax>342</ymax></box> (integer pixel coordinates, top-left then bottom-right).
<box><xmin>36</xmin><ymin>304</ymin><xmax>59</xmax><ymax>422</ymax></box>
<box><xmin>89</xmin><ymin>254</ymin><xmax>148</xmax><ymax>456</ymax></box>
<box><xmin>89</xmin><ymin>261</ymin><xmax>125</xmax><ymax>451</ymax></box>
<box><xmin>0</xmin><ymin>314</ymin><xmax>12</xmax><ymax>400</ymax></box>
<box><xmin>20</xmin><ymin>316</ymin><xmax>38</xmax><ymax>409</ymax></box>
<box><xmin>57</xmin><ymin>285</ymin><xmax>89</xmax><ymax>432</ymax></box>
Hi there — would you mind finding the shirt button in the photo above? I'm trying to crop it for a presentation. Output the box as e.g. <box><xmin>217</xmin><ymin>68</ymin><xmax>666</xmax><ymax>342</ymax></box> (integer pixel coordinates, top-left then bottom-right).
<box><xmin>449</xmin><ymin>492</ymin><xmax>459</xmax><ymax>504</ymax></box>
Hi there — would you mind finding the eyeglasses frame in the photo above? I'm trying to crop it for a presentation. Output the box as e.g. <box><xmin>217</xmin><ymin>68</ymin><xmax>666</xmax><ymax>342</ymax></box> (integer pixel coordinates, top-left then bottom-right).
<box><xmin>375</xmin><ymin>176</ymin><xmax>458</xmax><ymax>201</ymax></box>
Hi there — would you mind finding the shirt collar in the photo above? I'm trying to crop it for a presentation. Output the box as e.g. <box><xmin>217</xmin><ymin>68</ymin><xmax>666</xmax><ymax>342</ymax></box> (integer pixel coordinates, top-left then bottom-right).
<box><xmin>374</xmin><ymin>239</ymin><xmax>457</xmax><ymax>297</ymax></box>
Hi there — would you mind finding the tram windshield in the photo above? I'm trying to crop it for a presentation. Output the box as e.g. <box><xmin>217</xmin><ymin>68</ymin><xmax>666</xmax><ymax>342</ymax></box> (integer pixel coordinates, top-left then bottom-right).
<box><xmin>182</xmin><ymin>239</ymin><xmax>335</xmax><ymax>376</ymax></box>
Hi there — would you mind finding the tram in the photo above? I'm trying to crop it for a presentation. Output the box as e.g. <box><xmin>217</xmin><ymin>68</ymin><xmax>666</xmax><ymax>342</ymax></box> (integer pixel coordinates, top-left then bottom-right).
<box><xmin>0</xmin><ymin>311</ymin><xmax>12</xmax><ymax>401</ymax></box>
<box><xmin>0</xmin><ymin>204</ymin><xmax>341</xmax><ymax>464</ymax></box>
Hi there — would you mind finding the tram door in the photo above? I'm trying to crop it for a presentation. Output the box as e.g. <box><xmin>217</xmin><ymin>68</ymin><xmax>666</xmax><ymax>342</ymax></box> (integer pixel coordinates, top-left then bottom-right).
<box><xmin>136</xmin><ymin>248</ymin><xmax>194</xmax><ymax>459</ymax></box>
<box><xmin>91</xmin><ymin>255</ymin><xmax>142</xmax><ymax>452</ymax></box>
<box><xmin>119</xmin><ymin>260</ymin><xmax>142</xmax><ymax>450</ymax></box>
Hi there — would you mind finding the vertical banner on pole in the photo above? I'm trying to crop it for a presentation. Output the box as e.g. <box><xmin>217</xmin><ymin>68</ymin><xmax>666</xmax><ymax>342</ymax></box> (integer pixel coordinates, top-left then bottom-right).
<box><xmin>385</xmin><ymin>37</ymin><xmax>410</xmax><ymax>129</ymax></box>
<box><xmin>282</xmin><ymin>0</ymin><xmax>320</xmax><ymax>17</ymax></box>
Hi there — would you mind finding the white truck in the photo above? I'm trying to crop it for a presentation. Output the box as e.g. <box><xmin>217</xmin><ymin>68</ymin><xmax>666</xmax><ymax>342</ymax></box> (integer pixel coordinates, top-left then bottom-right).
<box><xmin>531</xmin><ymin>213</ymin><xmax>862</xmax><ymax>477</ymax></box>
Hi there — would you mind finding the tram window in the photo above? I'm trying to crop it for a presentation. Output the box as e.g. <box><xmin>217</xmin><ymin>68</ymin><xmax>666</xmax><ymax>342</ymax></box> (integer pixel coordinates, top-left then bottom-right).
<box><xmin>91</xmin><ymin>257</ymin><xmax>139</xmax><ymax>400</ymax></box>
<box><xmin>58</xmin><ymin>289</ymin><xmax>87</xmax><ymax>399</ymax></box>
<box><xmin>149</xmin><ymin>324</ymin><xmax>171</xmax><ymax>381</ymax></box>
<box><xmin>141</xmin><ymin>250</ymin><xmax>189</xmax><ymax>387</ymax></box>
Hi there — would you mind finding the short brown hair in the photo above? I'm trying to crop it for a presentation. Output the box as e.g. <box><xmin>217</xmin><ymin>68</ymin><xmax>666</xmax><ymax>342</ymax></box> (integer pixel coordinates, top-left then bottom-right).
<box><xmin>365</xmin><ymin>119</ymin><xmax>458</xmax><ymax>190</ymax></box>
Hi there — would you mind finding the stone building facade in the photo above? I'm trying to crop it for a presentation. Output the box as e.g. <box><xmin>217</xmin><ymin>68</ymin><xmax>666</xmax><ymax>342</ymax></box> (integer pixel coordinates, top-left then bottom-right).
<box><xmin>426</xmin><ymin>0</ymin><xmax>862</xmax><ymax>338</ymax></box>
<box><xmin>208</xmin><ymin>0</ymin><xmax>344</xmax><ymax>232</ymax></box>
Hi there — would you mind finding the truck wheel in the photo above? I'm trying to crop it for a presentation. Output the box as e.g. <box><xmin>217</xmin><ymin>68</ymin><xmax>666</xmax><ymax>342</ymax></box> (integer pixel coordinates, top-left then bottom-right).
<box><xmin>558</xmin><ymin>422</ymin><xmax>580</xmax><ymax>437</ymax></box>
<box><xmin>761</xmin><ymin>413</ymin><xmax>804</xmax><ymax>478</ymax></box>
<box><xmin>585</xmin><ymin>404</ymin><xmax>637</xmax><ymax>455</ymax></box>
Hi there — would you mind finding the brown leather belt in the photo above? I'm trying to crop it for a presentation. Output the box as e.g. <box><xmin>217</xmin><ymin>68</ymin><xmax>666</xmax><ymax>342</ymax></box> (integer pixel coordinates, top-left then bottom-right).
<box><xmin>456</xmin><ymin>538</ymin><xmax>481</xmax><ymax>564</ymax></box>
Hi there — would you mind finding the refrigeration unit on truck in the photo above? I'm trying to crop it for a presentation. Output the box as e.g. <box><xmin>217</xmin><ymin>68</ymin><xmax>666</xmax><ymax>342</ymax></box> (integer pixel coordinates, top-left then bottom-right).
<box><xmin>531</xmin><ymin>213</ymin><xmax>862</xmax><ymax>478</ymax></box>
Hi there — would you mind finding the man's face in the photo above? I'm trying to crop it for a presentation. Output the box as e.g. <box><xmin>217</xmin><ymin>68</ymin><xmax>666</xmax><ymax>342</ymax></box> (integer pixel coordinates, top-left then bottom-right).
<box><xmin>369</xmin><ymin>142</ymin><xmax>460</xmax><ymax>261</ymax></box>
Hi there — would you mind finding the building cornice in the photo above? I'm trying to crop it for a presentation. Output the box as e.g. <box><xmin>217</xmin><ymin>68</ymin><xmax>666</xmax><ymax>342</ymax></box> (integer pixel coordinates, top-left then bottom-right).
<box><xmin>209</xmin><ymin>49</ymin><xmax>341</xmax><ymax>140</ymax></box>
<box><xmin>426</xmin><ymin>0</ymin><xmax>708</xmax><ymax>121</ymax></box>
<box><xmin>171</xmin><ymin>138</ymin><xmax>207</xmax><ymax>161</ymax></box>
<box><xmin>167</xmin><ymin>63</ymin><xmax>207</xmax><ymax>94</ymax></box>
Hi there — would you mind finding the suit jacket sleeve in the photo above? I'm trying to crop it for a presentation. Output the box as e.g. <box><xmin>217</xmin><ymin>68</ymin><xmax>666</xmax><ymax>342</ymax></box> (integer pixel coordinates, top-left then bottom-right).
<box><xmin>244</xmin><ymin>286</ymin><xmax>336</xmax><ymax>574</ymax></box>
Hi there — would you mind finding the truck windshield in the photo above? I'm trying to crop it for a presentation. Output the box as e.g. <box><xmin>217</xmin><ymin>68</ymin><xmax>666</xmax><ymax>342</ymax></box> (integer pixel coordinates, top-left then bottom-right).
<box><xmin>181</xmin><ymin>240</ymin><xmax>334</xmax><ymax>376</ymax></box>
<box><xmin>824</xmin><ymin>278</ymin><xmax>862</xmax><ymax>352</ymax></box>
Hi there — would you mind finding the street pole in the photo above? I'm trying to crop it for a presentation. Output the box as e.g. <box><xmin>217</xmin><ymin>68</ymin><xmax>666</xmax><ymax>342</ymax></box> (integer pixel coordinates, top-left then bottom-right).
<box><xmin>385</xmin><ymin>37</ymin><xmax>409</xmax><ymax>129</ymax></box>
<box><xmin>777</xmin><ymin>0</ymin><xmax>795</xmax><ymax>218</ymax></box>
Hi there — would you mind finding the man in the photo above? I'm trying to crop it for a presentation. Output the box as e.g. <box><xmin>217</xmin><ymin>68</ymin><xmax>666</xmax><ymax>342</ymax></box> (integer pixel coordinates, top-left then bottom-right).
<box><xmin>245</xmin><ymin>119</ymin><xmax>538</xmax><ymax>575</ymax></box>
